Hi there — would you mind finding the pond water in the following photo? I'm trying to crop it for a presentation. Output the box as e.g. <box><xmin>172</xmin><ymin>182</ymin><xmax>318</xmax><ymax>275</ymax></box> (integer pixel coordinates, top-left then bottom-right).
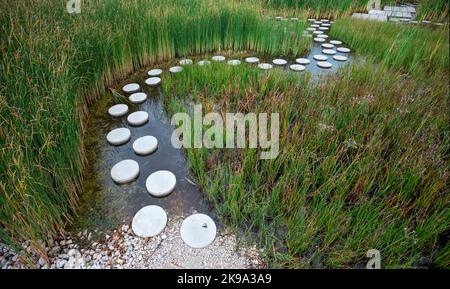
<box><xmin>75</xmin><ymin>41</ymin><xmax>354</xmax><ymax>236</ymax></box>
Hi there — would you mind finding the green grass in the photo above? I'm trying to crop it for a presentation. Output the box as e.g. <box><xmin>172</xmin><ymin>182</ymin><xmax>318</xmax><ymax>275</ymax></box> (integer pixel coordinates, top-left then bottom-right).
<box><xmin>1</xmin><ymin>0</ymin><xmax>448</xmax><ymax>268</ymax></box>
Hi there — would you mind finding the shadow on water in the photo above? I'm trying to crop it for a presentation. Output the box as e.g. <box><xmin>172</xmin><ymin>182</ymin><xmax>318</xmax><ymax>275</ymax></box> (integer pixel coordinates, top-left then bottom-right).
<box><xmin>74</xmin><ymin>43</ymin><xmax>356</xmax><ymax>236</ymax></box>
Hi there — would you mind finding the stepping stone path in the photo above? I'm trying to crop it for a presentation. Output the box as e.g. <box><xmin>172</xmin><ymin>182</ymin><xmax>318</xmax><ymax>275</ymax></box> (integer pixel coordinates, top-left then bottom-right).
<box><xmin>108</xmin><ymin>104</ymin><xmax>129</xmax><ymax>117</ymax></box>
<box><xmin>146</xmin><ymin>170</ymin><xmax>177</xmax><ymax>197</ymax></box>
<box><xmin>132</xmin><ymin>205</ymin><xmax>167</xmax><ymax>238</ymax></box>
<box><xmin>180</xmin><ymin>214</ymin><xmax>217</xmax><ymax>249</ymax></box>
<box><xmin>107</xmin><ymin>128</ymin><xmax>131</xmax><ymax>146</ymax></box>
<box><xmin>104</xmin><ymin>17</ymin><xmax>352</xmax><ymax>250</ymax></box>
<box><xmin>133</xmin><ymin>136</ymin><xmax>158</xmax><ymax>155</ymax></box>
<box><xmin>110</xmin><ymin>159</ymin><xmax>140</xmax><ymax>184</ymax></box>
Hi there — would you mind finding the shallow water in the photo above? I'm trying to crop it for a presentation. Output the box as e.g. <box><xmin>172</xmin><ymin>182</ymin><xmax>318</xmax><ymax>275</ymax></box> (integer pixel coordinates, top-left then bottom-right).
<box><xmin>76</xmin><ymin>41</ymin><xmax>355</xmax><ymax>234</ymax></box>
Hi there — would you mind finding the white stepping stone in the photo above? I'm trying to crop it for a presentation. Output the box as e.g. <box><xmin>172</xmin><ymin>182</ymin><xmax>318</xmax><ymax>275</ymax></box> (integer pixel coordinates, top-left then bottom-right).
<box><xmin>258</xmin><ymin>63</ymin><xmax>273</xmax><ymax>70</ymax></box>
<box><xmin>127</xmin><ymin>111</ymin><xmax>149</xmax><ymax>126</ymax></box>
<box><xmin>133</xmin><ymin>136</ymin><xmax>158</xmax><ymax>155</ymax></box>
<box><xmin>333</xmin><ymin>55</ymin><xmax>348</xmax><ymax>62</ymax></box>
<box><xmin>322</xmin><ymin>43</ymin><xmax>335</xmax><ymax>49</ymax></box>
<box><xmin>313</xmin><ymin>54</ymin><xmax>328</xmax><ymax>61</ymax></box>
<box><xmin>314</xmin><ymin>21</ymin><xmax>323</xmax><ymax>25</ymax></box>
<box><xmin>169</xmin><ymin>66</ymin><xmax>183</xmax><ymax>73</ymax></box>
<box><xmin>107</xmin><ymin>128</ymin><xmax>131</xmax><ymax>146</ymax></box>
<box><xmin>212</xmin><ymin>55</ymin><xmax>226</xmax><ymax>62</ymax></box>
<box><xmin>322</xmin><ymin>49</ymin><xmax>336</xmax><ymax>55</ymax></box>
<box><xmin>296</xmin><ymin>58</ymin><xmax>310</xmax><ymax>65</ymax></box>
<box><xmin>132</xmin><ymin>206</ymin><xmax>167</xmax><ymax>238</ymax></box>
<box><xmin>322</xmin><ymin>23</ymin><xmax>331</xmax><ymax>27</ymax></box>
<box><xmin>319</xmin><ymin>27</ymin><xmax>329</xmax><ymax>31</ymax></box>
<box><xmin>110</xmin><ymin>160</ymin><xmax>139</xmax><ymax>184</ymax></box>
<box><xmin>147</xmin><ymin>69</ymin><xmax>162</xmax><ymax>77</ymax></box>
<box><xmin>313</xmin><ymin>30</ymin><xmax>324</xmax><ymax>35</ymax></box>
<box><xmin>306</xmin><ymin>27</ymin><xmax>316</xmax><ymax>31</ymax></box>
<box><xmin>290</xmin><ymin>64</ymin><xmax>306</xmax><ymax>72</ymax></box>
<box><xmin>317</xmin><ymin>61</ymin><xmax>333</xmax><ymax>69</ymax></box>
<box><xmin>330</xmin><ymin>40</ymin><xmax>343</xmax><ymax>45</ymax></box>
<box><xmin>108</xmin><ymin>104</ymin><xmax>129</xmax><ymax>117</ymax></box>
<box><xmin>122</xmin><ymin>83</ymin><xmax>140</xmax><ymax>94</ymax></box>
<box><xmin>245</xmin><ymin>57</ymin><xmax>259</xmax><ymax>64</ymax></box>
<box><xmin>314</xmin><ymin>38</ymin><xmax>326</xmax><ymax>43</ymax></box>
<box><xmin>197</xmin><ymin>60</ymin><xmax>211</xmax><ymax>66</ymax></box>
<box><xmin>146</xmin><ymin>170</ymin><xmax>176</xmax><ymax>197</ymax></box>
<box><xmin>272</xmin><ymin>59</ymin><xmax>287</xmax><ymax>66</ymax></box>
<box><xmin>145</xmin><ymin>77</ymin><xmax>161</xmax><ymax>87</ymax></box>
<box><xmin>310</xmin><ymin>24</ymin><xmax>320</xmax><ymax>28</ymax></box>
<box><xmin>179</xmin><ymin>59</ymin><xmax>193</xmax><ymax>65</ymax></box>
<box><xmin>180</xmin><ymin>214</ymin><xmax>217</xmax><ymax>249</ymax></box>
<box><xmin>227</xmin><ymin>59</ymin><xmax>241</xmax><ymax>66</ymax></box>
<box><xmin>317</xmin><ymin>34</ymin><xmax>329</xmax><ymax>39</ymax></box>
<box><xmin>129</xmin><ymin>92</ymin><xmax>147</xmax><ymax>104</ymax></box>
<box><xmin>337</xmin><ymin>47</ymin><xmax>351</xmax><ymax>53</ymax></box>
<box><xmin>308</xmin><ymin>18</ymin><xmax>316</xmax><ymax>22</ymax></box>
<box><xmin>321</xmin><ymin>19</ymin><xmax>330</xmax><ymax>22</ymax></box>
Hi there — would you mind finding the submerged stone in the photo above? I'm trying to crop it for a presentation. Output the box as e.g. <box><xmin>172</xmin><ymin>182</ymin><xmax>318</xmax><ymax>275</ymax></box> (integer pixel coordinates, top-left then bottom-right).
<box><xmin>146</xmin><ymin>170</ymin><xmax>177</xmax><ymax>197</ymax></box>
<box><xmin>133</xmin><ymin>136</ymin><xmax>158</xmax><ymax>155</ymax></box>
<box><xmin>127</xmin><ymin>111</ymin><xmax>149</xmax><ymax>126</ymax></box>
<box><xmin>180</xmin><ymin>214</ymin><xmax>217</xmax><ymax>249</ymax></box>
<box><xmin>132</xmin><ymin>205</ymin><xmax>167</xmax><ymax>238</ymax></box>
<box><xmin>108</xmin><ymin>104</ymin><xmax>129</xmax><ymax>117</ymax></box>
<box><xmin>107</xmin><ymin>128</ymin><xmax>131</xmax><ymax>146</ymax></box>
<box><xmin>110</xmin><ymin>159</ymin><xmax>139</xmax><ymax>184</ymax></box>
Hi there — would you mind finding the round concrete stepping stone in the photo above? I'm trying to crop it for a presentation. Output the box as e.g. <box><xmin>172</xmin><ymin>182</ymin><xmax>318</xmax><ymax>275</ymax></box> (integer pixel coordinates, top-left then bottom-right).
<box><xmin>179</xmin><ymin>59</ymin><xmax>193</xmax><ymax>65</ymax></box>
<box><xmin>317</xmin><ymin>61</ymin><xmax>333</xmax><ymax>69</ymax></box>
<box><xmin>122</xmin><ymin>83</ymin><xmax>140</xmax><ymax>94</ymax></box>
<box><xmin>212</xmin><ymin>55</ymin><xmax>225</xmax><ymax>62</ymax></box>
<box><xmin>227</xmin><ymin>59</ymin><xmax>241</xmax><ymax>66</ymax></box>
<box><xmin>310</xmin><ymin>24</ymin><xmax>320</xmax><ymax>28</ymax></box>
<box><xmin>245</xmin><ymin>57</ymin><xmax>259</xmax><ymax>64</ymax></box>
<box><xmin>319</xmin><ymin>27</ymin><xmax>329</xmax><ymax>31</ymax></box>
<box><xmin>129</xmin><ymin>92</ymin><xmax>147</xmax><ymax>104</ymax></box>
<box><xmin>132</xmin><ymin>206</ymin><xmax>167</xmax><ymax>238</ymax></box>
<box><xmin>314</xmin><ymin>21</ymin><xmax>323</xmax><ymax>25</ymax></box>
<box><xmin>108</xmin><ymin>104</ymin><xmax>129</xmax><ymax>117</ymax></box>
<box><xmin>289</xmin><ymin>64</ymin><xmax>305</xmax><ymax>72</ymax></box>
<box><xmin>133</xmin><ymin>136</ymin><xmax>158</xmax><ymax>155</ymax></box>
<box><xmin>147</xmin><ymin>69</ymin><xmax>162</xmax><ymax>77</ymax></box>
<box><xmin>337</xmin><ymin>47</ymin><xmax>351</xmax><ymax>53</ymax></box>
<box><xmin>313</xmin><ymin>30</ymin><xmax>324</xmax><ymax>35</ymax></box>
<box><xmin>322</xmin><ymin>43</ymin><xmax>335</xmax><ymax>49</ymax></box>
<box><xmin>306</xmin><ymin>27</ymin><xmax>316</xmax><ymax>31</ymax></box>
<box><xmin>330</xmin><ymin>40</ymin><xmax>343</xmax><ymax>45</ymax></box>
<box><xmin>169</xmin><ymin>66</ymin><xmax>183</xmax><ymax>73</ymax></box>
<box><xmin>197</xmin><ymin>60</ymin><xmax>211</xmax><ymax>66</ymax></box>
<box><xmin>146</xmin><ymin>170</ymin><xmax>177</xmax><ymax>197</ymax></box>
<box><xmin>272</xmin><ymin>59</ymin><xmax>287</xmax><ymax>66</ymax></box>
<box><xmin>258</xmin><ymin>63</ymin><xmax>273</xmax><ymax>70</ymax></box>
<box><xmin>106</xmin><ymin>128</ymin><xmax>131</xmax><ymax>146</ymax></box>
<box><xmin>296</xmin><ymin>58</ymin><xmax>310</xmax><ymax>65</ymax></box>
<box><xmin>111</xmin><ymin>160</ymin><xmax>139</xmax><ymax>184</ymax></box>
<box><xmin>180</xmin><ymin>214</ymin><xmax>217</xmax><ymax>249</ymax></box>
<box><xmin>322</xmin><ymin>49</ymin><xmax>336</xmax><ymax>55</ymax></box>
<box><xmin>317</xmin><ymin>34</ymin><xmax>329</xmax><ymax>39</ymax></box>
<box><xmin>313</xmin><ymin>54</ymin><xmax>328</xmax><ymax>61</ymax></box>
<box><xmin>145</xmin><ymin>77</ymin><xmax>161</xmax><ymax>87</ymax></box>
<box><xmin>308</xmin><ymin>18</ymin><xmax>316</xmax><ymax>22</ymax></box>
<box><xmin>127</xmin><ymin>111</ymin><xmax>149</xmax><ymax>126</ymax></box>
<box><xmin>322</xmin><ymin>23</ymin><xmax>331</xmax><ymax>27</ymax></box>
<box><xmin>321</xmin><ymin>19</ymin><xmax>330</xmax><ymax>23</ymax></box>
<box><xmin>333</xmin><ymin>55</ymin><xmax>348</xmax><ymax>62</ymax></box>
<box><xmin>314</xmin><ymin>38</ymin><xmax>326</xmax><ymax>43</ymax></box>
